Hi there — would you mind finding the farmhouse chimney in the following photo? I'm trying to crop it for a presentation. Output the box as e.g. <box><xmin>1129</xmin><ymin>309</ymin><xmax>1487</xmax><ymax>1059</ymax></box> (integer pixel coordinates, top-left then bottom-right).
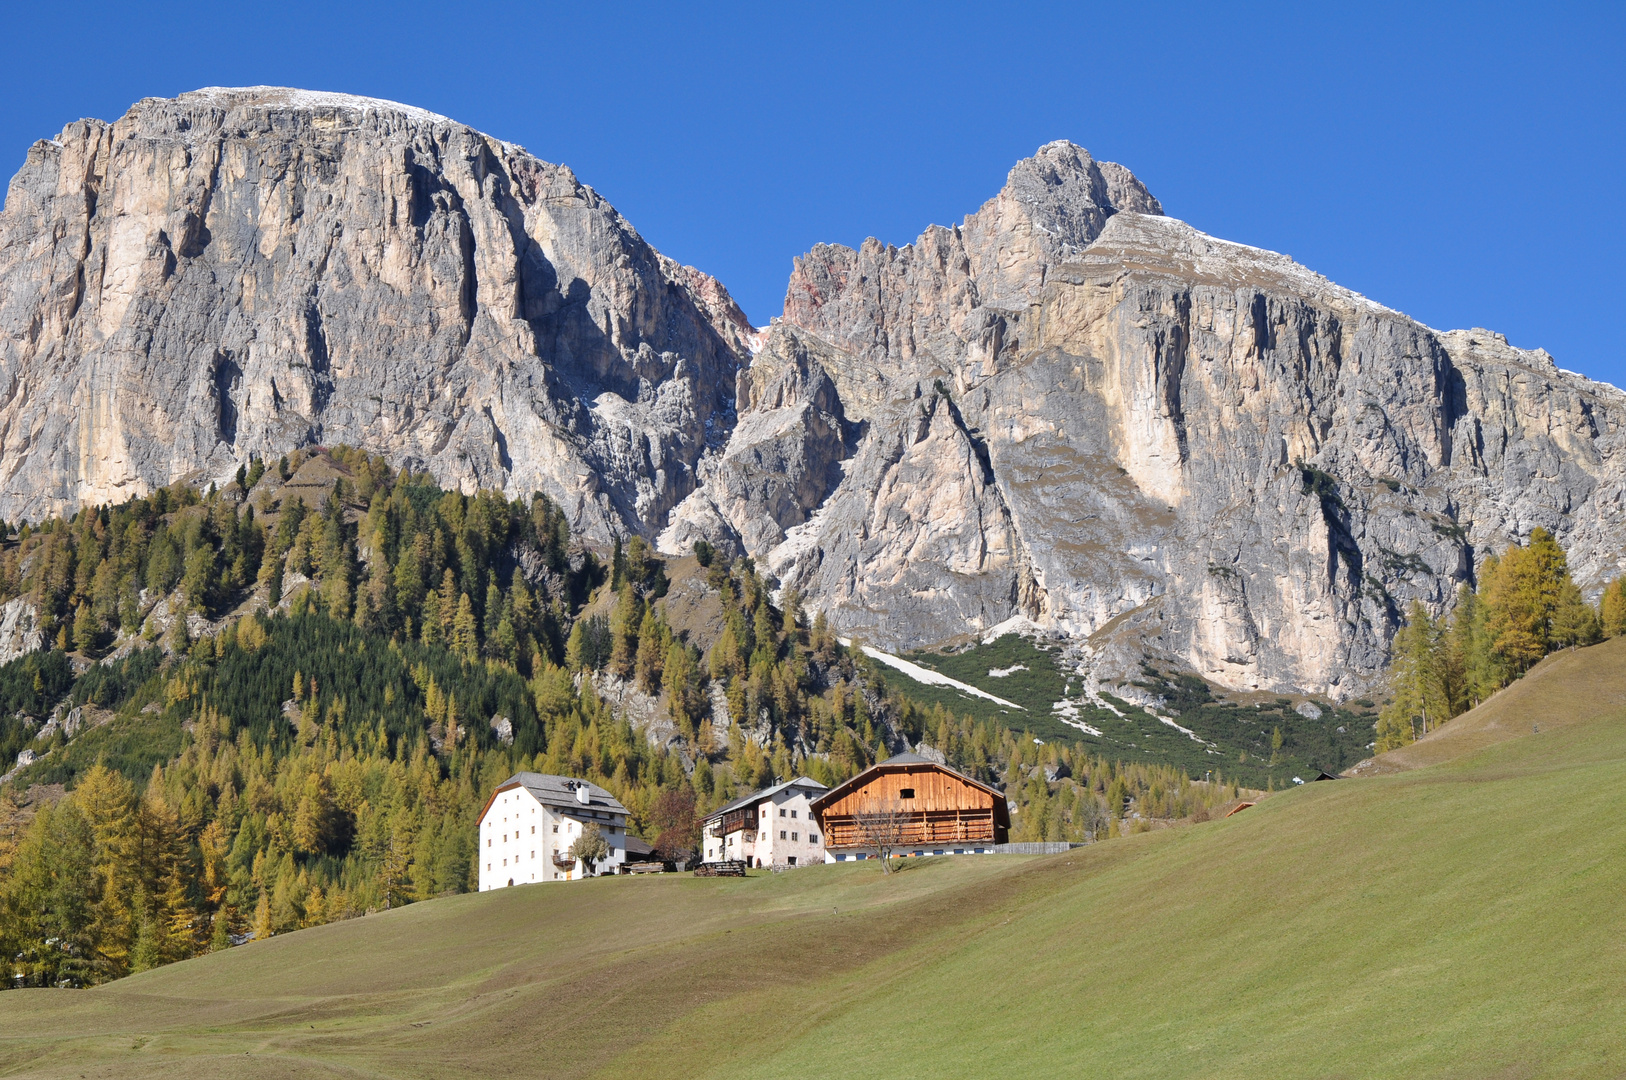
<box><xmin>576</xmin><ymin>782</ymin><xmax>591</xmax><ymax>806</ymax></box>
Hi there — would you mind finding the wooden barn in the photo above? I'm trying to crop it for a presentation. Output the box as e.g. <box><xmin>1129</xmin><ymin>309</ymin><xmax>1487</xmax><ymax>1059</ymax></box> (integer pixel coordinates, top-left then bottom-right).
<box><xmin>810</xmin><ymin>752</ymin><xmax>1010</xmax><ymax>861</ymax></box>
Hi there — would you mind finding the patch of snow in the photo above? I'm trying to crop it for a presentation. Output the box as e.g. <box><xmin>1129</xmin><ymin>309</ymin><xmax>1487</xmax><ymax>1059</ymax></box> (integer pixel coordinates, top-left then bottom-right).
<box><xmin>987</xmin><ymin>663</ymin><xmax>1028</xmax><ymax>678</ymax></box>
<box><xmin>1050</xmin><ymin>698</ymin><xmax>1103</xmax><ymax>737</ymax></box>
<box><xmin>181</xmin><ymin>86</ymin><xmax>457</xmax><ymax>127</ymax></box>
<box><xmin>1149</xmin><ymin>711</ymin><xmax>1209</xmax><ymax>744</ymax></box>
<box><xmin>981</xmin><ymin>614</ymin><xmax>1044</xmax><ymax>643</ymax></box>
<box><xmin>838</xmin><ymin>638</ymin><xmax>1024</xmax><ymax>710</ymax></box>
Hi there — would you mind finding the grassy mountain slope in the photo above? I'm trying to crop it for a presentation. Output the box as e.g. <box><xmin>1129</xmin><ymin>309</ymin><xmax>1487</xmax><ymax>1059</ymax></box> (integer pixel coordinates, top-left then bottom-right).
<box><xmin>4</xmin><ymin>642</ymin><xmax>1625</xmax><ymax>1078</ymax></box>
<box><xmin>1352</xmin><ymin>634</ymin><xmax>1626</xmax><ymax>776</ymax></box>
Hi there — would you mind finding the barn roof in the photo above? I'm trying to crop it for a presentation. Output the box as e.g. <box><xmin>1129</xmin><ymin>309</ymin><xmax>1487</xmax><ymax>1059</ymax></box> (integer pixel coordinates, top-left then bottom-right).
<box><xmin>705</xmin><ymin>776</ymin><xmax>828</xmax><ymax>824</ymax></box>
<box><xmin>478</xmin><ymin>772</ymin><xmax>629</xmax><ymax>823</ymax></box>
<box><xmin>810</xmin><ymin>752</ymin><xmax>1010</xmax><ymax>828</ymax></box>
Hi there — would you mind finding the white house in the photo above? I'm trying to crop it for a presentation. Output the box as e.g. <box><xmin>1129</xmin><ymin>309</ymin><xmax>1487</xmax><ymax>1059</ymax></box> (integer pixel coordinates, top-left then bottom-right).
<box><xmin>477</xmin><ymin>772</ymin><xmax>631</xmax><ymax>890</ymax></box>
<box><xmin>702</xmin><ymin>776</ymin><xmax>828</xmax><ymax>868</ymax></box>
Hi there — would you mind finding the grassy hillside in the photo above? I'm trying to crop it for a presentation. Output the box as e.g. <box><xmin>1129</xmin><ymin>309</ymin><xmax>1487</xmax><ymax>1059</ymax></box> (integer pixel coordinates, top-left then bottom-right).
<box><xmin>3</xmin><ymin>641</ymin><xmax>1625</xmax><ymax>1077</ymax></box>
<box><xmin>1352</xmin><ymin>634</ymin><xmax>1626</xmax><ymax>775</ymax></box>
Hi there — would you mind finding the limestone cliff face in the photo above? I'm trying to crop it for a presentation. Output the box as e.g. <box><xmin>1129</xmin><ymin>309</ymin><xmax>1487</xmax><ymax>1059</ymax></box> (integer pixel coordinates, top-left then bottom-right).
<box><xmin>666</xmin><ymin>141</ymin><xmax>1626</xmax><ymax>699</ymax></box>
<box><xmin>4</xmin><ymin>96</ymin><xmax>1622</xmax><ymax>699</ymax></box>
<box><xmin>0</xmin><ymin>87</ymin><xmax>752</xmax><ymax>539</ymax></box>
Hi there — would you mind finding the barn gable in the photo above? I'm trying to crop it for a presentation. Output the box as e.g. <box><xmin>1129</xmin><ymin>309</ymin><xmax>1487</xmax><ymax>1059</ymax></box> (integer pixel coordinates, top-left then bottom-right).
<box><xmin>811</xmin><ymin>752</ymin><xmax>1010</xmax><ymax>851</ymax></box>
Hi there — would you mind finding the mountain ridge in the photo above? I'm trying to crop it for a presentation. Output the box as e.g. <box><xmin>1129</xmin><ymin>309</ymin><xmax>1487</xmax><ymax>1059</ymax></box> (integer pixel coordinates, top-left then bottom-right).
<box><xmin>2</xmin><ymin>88</ymin><xmax>1623</xmax><ymax>699</ymax></box>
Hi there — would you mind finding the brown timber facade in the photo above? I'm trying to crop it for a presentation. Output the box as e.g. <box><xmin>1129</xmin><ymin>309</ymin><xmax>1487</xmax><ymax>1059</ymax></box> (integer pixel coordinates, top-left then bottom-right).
<box><xmin>811</xmin><ymin>753</ymin><xmax>1010</xmax><ymax>859</ymax></box>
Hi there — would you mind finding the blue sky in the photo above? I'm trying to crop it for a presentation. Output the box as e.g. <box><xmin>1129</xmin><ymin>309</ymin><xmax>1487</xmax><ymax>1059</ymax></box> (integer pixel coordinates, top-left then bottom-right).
<box><xmin>3</xmin><ymin>2</ymin><xmax>1620</xmax><ymax>384</ymax></box>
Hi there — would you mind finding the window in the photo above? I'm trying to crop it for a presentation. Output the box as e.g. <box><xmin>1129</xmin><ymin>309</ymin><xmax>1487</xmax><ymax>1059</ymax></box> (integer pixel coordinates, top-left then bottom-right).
<box><xmin>791</xmin><ymin>832</ymin><xmax>798</xmax><ymax>841</ymax></box>
<box><xmin>553</xmin><ymin>824</ymin><xmax>558</xmax><ymax>833</ymax></box>
<box><xmin>487</xmin><ymin>862</ymin><xmax>491</xmax><ymax>870</ymax></box>
<box><xmin>487</xmin><ymin>839</ymin><xmax>492</xmax><ymax>848</ymax></box>
<box><xmin>900</xmin><ymin>788</ymin><xmax>915</xmax><ymax>799</ymax></box>
<box><xmin>780</xmin><ymin>830</ymin><xmax>787</xmax><ymax>839</ymax></box>
<box><xmin>760</xmin><ymin>831</ymin><xmax>766</xmax><ymax>840</ymax></box>
<box><xmin>779</xmin><ymin>808</ymin><xmax>786</xmax><ymax>817</ymax></box>
<box><xmin>811</xmin><ymin>834</ymin><xmax>819</xmax><ymax>843</ymax></box>
<box><xmin>790</xmin><ymin>810</ymin><xmax>798</xmax><ymax>819</ymax></box>
<box><xmin>762</xmin><ymin>807</ymin><xmax>769</xmax><ymax>817</ymax></box>
<box><xmin>531</xmin><ymin>851</ymin><xmax>535</xmax><ymax>859</ymax></box>
<box><xmin>531</xmin><ymin>826</ymin><xmax>535</xmax><ymax>834</ymax></box>
<box><xmin>787</xmin><ymin>856</ymin><xmax>797</xmax><ymax>866</ymax></box>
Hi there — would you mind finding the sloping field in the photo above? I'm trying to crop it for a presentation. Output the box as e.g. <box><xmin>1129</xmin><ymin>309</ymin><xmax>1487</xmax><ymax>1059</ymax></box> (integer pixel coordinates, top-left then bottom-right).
<box><xmin>4</xmin><ymin>643</ymin><xmax>1626</xmax><ymax>1078</ymax></box>
<box><xmin>1352</xmin><ymin>633</ymin><xmax>1626</xmax><ymax>775</ymax></box>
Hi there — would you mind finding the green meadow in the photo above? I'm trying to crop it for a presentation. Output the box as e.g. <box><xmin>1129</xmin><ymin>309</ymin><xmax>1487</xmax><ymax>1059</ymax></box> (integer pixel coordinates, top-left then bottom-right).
<box><xmin>3</xmin><ymin>639</ymin><xmax>1624</xmax><ymax>1078</ymax></box>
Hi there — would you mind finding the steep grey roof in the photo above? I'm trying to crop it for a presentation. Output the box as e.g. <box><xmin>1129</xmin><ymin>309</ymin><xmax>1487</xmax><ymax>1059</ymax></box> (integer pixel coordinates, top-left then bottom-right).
<box><xmin>706</xmin><ymin>776</ymin><xmax>828</xmax><ymax>822</ymax></box>
<box><xmin>496</xmin><ymin>772</ymin><xmax>629</xmax><ymax>816</ymax></box>
<box><xmin>623</xmin><ymin>835</ymin><xmax>655</xmax><ymax>857</ymax></box>
<box><xmin>878</xmin><ymin>751</ymin><xmax>931</xmax><ymax>766</ymax></box>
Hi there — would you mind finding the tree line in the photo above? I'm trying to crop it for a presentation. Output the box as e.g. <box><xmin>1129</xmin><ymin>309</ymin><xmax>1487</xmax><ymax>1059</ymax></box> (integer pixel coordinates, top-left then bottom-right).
<box><xmin>1378</xmin><ymin>527</ymin><xmax>1626</xmax><ymax>750</ymax></box>
<box><xmin>0</xmin><ymin>449</ymin><xmax>1248</xmax><ymax>988</ymax></box>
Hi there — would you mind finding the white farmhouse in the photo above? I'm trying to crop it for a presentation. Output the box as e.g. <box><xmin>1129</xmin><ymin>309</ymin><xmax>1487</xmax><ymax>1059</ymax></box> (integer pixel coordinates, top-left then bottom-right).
<box><xmin>702</xmin><ymin>776</ymin><xmax>828</xmax><ymax>868</ymax></box>
<box><xmin>477</xmin><ymin>772</ymin><xmax>631</xmax><ymax>889</ymax></box>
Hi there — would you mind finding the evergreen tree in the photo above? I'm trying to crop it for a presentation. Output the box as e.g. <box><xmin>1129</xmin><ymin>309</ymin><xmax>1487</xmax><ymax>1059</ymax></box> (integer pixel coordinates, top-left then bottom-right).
<box><xmin>451</xmin><ymin>594</ymin><xmax>480</xmax><ymax>663</ymax></box>
<box><xmin>1601</xmin><ymin>577</ymin><xmax>1626</xmax><ymax>639</ymax></box>
<box><xmin>1378</xmin><ymin>601</ymin><xmax>1448</xmax><ymax>750</ymax></box>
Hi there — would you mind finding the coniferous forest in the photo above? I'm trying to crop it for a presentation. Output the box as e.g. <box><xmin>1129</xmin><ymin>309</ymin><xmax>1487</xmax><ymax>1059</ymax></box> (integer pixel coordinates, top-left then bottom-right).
<box><xmin>1378</xmin><ymin>527</ymin><xmax>1626</xmax><ymax>750</ymax></box>
<box><xmin>0</xmin><ymin>448</ymin><xmax>1243</xmax><ymax>988</ymax></box>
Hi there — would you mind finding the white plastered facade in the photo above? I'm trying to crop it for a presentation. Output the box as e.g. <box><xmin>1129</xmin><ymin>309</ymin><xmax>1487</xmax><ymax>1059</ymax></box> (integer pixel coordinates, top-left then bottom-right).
<box><xmin>703</xmin><ymin>778</ymin><xmax>827</xmax><ymax>868</ymax></box>
<box><xmin>478</xmin><ymin>783</ymin><xmax>629</xmax><ymax>889</ymax></box>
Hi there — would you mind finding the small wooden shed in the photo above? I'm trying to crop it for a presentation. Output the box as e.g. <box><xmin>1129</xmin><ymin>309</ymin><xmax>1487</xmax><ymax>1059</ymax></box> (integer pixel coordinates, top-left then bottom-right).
<box><xmin>810</xmin><ymin>752</ymin><xmax>1010</xmax><ymax>853</ymax></box>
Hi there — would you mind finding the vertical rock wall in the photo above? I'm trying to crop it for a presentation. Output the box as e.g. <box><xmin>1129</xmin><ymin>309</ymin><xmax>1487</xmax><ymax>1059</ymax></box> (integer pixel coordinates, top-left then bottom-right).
<box><xmin>0</xmin><ymin>87</ymin><xmax>754</xmax><ymax>540</ymax></box>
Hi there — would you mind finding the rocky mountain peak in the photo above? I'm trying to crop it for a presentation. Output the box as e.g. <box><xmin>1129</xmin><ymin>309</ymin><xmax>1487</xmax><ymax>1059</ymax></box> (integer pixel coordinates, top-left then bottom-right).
<box><xmin>672</xmin><ymin>139</ymin><xmax>1626</xmax><ymax>703</ymax></box>
<box><xmin>2</xmin><ymin>93</ymin><xmax>1623</xmax><ymax>702</ymax></box>
<box><xmin>169</xmin><ymin>85</ymin><xmax>462</xmax><ymax>126</ymax></box>
<box><xmin>986</xmin><ymin>139</ymin><xmax>1163</xmax><ymax>244</ymax></box>
<box><xmin>0</xmin><ymin>88</ymin><xmax>752</xmax><ymax>540</ymax></box>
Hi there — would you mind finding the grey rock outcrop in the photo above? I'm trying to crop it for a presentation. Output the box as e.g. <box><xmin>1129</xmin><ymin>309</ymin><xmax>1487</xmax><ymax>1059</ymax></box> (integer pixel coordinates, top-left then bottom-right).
<box><xmin>3</xmin><ymin>95</ymin><xmax>1623</xmax><ymax>700</ymax></box>
<box><xmin>0</xmin><ymin>87</ymin><xmax>753</xmax><ymax>540</ymax></box>
<box><xmin>0</xmin><ymin>597</ymin><xmax>43</xmax><ymax>663</ymax></box>
<box><xmin>670</xmin><ymin>141</ymin><xmax>1626</xmax><ymax>699</ymax></box>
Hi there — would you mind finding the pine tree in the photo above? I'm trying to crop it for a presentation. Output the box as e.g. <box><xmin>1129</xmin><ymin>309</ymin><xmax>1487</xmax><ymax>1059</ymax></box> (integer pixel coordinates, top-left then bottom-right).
<box><xmin>634</xmin><ymin>608</ymin><xmax>663</xmax><ymax>694</ymax></box>
<box><xmin>1378</xmin><ymin>601</ymin><xmax>1448</xmax><ymax>750</ymax></box>
<box><xmin>252</xmin><ymin>890</ymin><xmax>272</xmax><ymax>941</ymax></box>
<box><xmin>1601</xmin><ymin>577</ymin><xmax>1626</xmax><ymax>639</ymax></box>
<box><xmin>1550</xmin><ymin>577</ymin><xmax>1600</xmax><ymax>649</ymax></box>
<box><xmin>608</xmin><ymin>586</ymin><xmax>642</xmax><ymax>678</ymax></box>
<box><xmin>72</xmin><ymin>601</ymin><xmax>98</xmax><ymax>654</ymax></box>
<box><xmin>130</xmin><ymin>909</ymin><xmax>163</xmax><ymax>973</ymax></box>
<box><xmin>452</xmin><ymin>594</ymin><xmax>480</xmax><ymax>662</ymax></box>
<box><xmin>1447</xmin><ymin>584</ymin><xmax>1498</xmax><ymax>711</ymax></box>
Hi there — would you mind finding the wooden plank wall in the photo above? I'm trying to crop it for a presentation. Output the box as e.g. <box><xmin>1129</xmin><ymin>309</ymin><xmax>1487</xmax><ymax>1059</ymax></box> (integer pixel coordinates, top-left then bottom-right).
<box><xmin>821</xmin><ymin>766</ymin><xmax>993</xmax><ymax>817</ymax></box>
<box><xmin>822</xmin><ymin>810</ymin><xmax>997</xmax><ymax>848</ymax></box>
